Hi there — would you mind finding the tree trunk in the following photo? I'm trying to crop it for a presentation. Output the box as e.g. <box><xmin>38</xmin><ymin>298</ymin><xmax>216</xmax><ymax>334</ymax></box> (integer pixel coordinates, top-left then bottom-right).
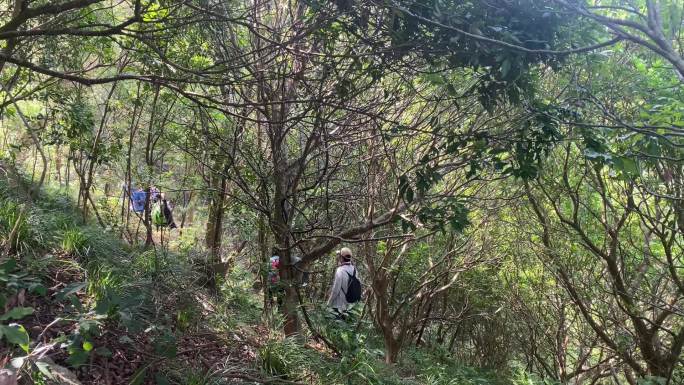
<box><xmin>205</xmin><ymin>166</ymin><xmax>227</xmax><ymax>291</ymax></box>
<box><xmin>258</xmin><ymin>212</ymin><xmax>269</xmax><ymax>309</ymax></box>
<box><xmin>415</xmin><ymin>298</ymin><xmax>434</xmax><ymax>347</ymax></box>
<box><xmin>273</xmin><ymin>210</ymin><xmax>299</xmax><ymax>335</ymax></box>
<box><xmin>143</xmin><ymin>85</ymin><xmax>161</xmax><ymax>247</ymax></box>
<box><xmin>13</xmin><ymin>99</ymin><xmax>47</xmax><ymax>200</ymax></box>
<box><xmin>385</xmin><ymin>336</ymin><xmax>401</xmax><ymax>364</ymax></box>
<box><xmin>373</xmin><ymin>268</ymin><xmax>403</xmax><ymax>363</ymax></box>
<box><xmin>143</xmin><ymin>186</ymin><xmax>154</xmax><ymax>247</ymax></box>
<box><xmin>179</xmin><ymin>191</ymin><xmax>192</xmax><ymax>232</ymax></box>
<box><xmin>65</xmin><ymin>156</ymin><xmax>70</xmax><ymax>190</ymax></box>
<box><xmin>122</xmin><ymin>83</ymin><xmax>142</xmax><ymax>242</ymax></box>
<box><xmin>55</xmin><ymin>145</ymin><xmax>62</xmax><ymax>186</ymax></box>
<box><xmin>272</xmin><ymin>144</ymin><xmax>298</xmax><ymax>334</ymax></box>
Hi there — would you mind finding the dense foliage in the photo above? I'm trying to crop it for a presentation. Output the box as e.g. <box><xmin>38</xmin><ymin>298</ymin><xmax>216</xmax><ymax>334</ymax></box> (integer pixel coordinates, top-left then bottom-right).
<box><xmin>0</xmin><ymin>0</ymin><xmax>683</xmax><ymax>384</ymax></box>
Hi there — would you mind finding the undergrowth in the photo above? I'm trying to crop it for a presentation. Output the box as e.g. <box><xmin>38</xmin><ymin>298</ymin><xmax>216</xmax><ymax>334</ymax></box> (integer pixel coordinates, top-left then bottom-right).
<box><xmin>0</xmin><ymin>168</ymin><xmax>218</xmax><ymax>384</ymax></box>
<box><xmin>0</xmin><ymin>164</ymin><xmax>562</xmax><ymax>385</ymax></box>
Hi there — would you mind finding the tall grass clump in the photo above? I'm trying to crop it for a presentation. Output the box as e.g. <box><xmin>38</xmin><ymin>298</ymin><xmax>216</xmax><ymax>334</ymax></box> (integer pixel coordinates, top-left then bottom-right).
<box><xmin>405</xmin><ymin>348</ymin><xmax>512</xmax><ymax>385</ymax></box>
<box><xmin>0</xmin><ymin>198</ymin><xmax>36</xmax><ymax>254</ymax></box>
<box><xmin>219</xmin><ymin>265</ymin><xmax>262</xmax><ymax>324</ymax></box>
<box><xmin>61</xmin><ymin>227</ymin><xmax>89</xmax><ymax>256</ymax></box>
<box><xmin>259</xmin><ymin>333</ymin><xmax>321</xmax><ymax>382</ymax></box>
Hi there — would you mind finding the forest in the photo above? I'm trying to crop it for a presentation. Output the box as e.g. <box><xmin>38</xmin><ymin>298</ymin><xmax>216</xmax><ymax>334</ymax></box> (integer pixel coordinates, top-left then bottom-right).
<box><xmin>0</xmin><ymin>0</ymin><xmax>683</xmax><ymax>384</ymax></box>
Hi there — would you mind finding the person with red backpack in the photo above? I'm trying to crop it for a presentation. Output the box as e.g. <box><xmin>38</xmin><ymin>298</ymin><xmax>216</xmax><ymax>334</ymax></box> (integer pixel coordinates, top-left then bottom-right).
<box><xmin>327</xmin><ymin>247</ymin><xmax>362</xmax><ymax>319</ymax></box>
<box><xmin>267</xmin><ymin>251</ymin><xmax>284</xmax><ymax>308</ymax></box>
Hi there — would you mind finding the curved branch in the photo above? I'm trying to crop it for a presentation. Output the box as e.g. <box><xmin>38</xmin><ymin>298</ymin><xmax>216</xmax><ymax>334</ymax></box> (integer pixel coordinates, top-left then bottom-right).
<box><xmin>383</xmin><ymin>0</ymin><xmax>622</xmax><ymax>56</ymax></box>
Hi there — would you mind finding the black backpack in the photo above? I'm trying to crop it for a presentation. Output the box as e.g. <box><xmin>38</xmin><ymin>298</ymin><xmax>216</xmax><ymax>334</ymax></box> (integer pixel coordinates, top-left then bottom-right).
<box><xmin>345</xmin><ymin>269</ymin><xmax>362</xmax><ymax>303</ymax></box>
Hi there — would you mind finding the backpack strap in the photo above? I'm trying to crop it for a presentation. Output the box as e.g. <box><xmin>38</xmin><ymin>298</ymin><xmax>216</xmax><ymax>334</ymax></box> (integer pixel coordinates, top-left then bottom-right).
<box><xmin>343</xmin><ymin>268</ymin><xmax>357</xmax><ymax>295</ymax></box>
<box><xmin>341</xmin><ymin>267</ymin><xmax>355</xmax><ymax>296</ymax></box>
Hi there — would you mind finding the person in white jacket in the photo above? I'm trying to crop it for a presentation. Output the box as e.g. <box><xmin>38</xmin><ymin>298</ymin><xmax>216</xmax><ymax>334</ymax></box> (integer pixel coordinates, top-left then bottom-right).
<box><xmin>327</xmin><ymin>247</ymin><xmax>359</xmax><ymax>317</ymax></box>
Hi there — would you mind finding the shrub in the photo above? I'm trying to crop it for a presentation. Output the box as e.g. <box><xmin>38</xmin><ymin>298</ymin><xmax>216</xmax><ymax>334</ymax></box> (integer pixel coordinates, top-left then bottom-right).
<box><xmin>219</xmin><ymin>265</ymin><xmax>262</xmax><ymax>324</ymax></box>
<box><xmin>133</xmin><ymin>248</ymin><xmax>162</xmax><ymax>275</ymax></box>
<box><xmin>0</xmin><ymin>199</ymin><xmax>35</xmax><ymax>254</ymax></box>
<box><xmin>61</xmin><ymin>227</ymin><xmax>89</xmax><ymax>256</ymax></box>
<box><xmin>510</xmin><ymin>366</ymin><xmax>560</xmax><ymax>385</ymax></box>
<box><xmin>258</xmin><ymin>335</ymin><xmax>317</xmax><ymax>381</ymax></box>
<box><xmin>406</xmin><ymin>348</ymin><xmax>511</xmax><ymax>385</ymax></box>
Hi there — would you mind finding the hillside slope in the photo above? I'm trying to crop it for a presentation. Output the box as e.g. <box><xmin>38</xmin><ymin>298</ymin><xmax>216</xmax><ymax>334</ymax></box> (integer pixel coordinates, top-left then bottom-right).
<box><xmin>0</xmin><ymin>164</ymin><xmax>271</xmax><ymax>385</ymax></box>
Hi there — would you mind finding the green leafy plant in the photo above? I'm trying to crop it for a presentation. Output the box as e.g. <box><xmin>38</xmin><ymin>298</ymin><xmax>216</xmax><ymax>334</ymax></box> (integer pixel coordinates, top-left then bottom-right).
<box><xmin>0</xmin><ymin>259</ymin><xmax>46</xmax><ymax>309</ymax></box>
<box><xmin>60</xmin><ymin>227</ymin><xmax>89</xmax><ymax>256</ymax></box>
<box><xmin>0</xmin><ymin>323</ymin><xmax>30</xmax><ymax>352</ymax></box>
<box><xmin>153</xmin><ymin>330</ymin><xmax>178</xmax><ymax>359</ymax></box>
<box><xmin>509</xmin><ymin>365</ymin><xmax>560</xmax><ymax>385</ymax></box>
<box><xmin>258</xmin><ymin>333</ymin><xmax>320</xmax><ymax>382</ymax></box>
<box><xmin>0</xmin><ymin>198</ymin><xmax>35</xmax><ymax>254</ymax></box>
<box><xmin>259</xmin><ymin>336</ymin><xmax>299</xmax><ymax>379</ymax></box>
<box><xmin>0</xmin><ymin>306</ymin><xmax>34</xmax><ymax>321</ymax></box>
<box><xmin>636</xmin><ymin>376</ymin><xmax>667</xmax><ymax>385</ymax></box>
<box><xmin>175</xmin><ymin>305</ymin><xmax>197</xmax><ymax>331</ymax></box>
<box><xmin>0</xmin><ymin>260</ymin><xmax>44</xmax><ymax>354</ymax></box>
<box><xmin>308</xmin><ymin>305</ymin><xmax>388</xmax><ymax>385</ymax></box>
<box><xmin>219</xmin><ymin>265</ymin><xmax>262</xmax><ymax>324</ymax></box>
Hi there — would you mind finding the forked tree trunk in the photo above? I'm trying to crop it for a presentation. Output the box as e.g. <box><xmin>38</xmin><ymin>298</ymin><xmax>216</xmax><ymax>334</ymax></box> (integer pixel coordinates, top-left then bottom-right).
<box><xmin>271</xmin><ymin>135</ymin><xmax>299</xmax><ymax>335</ymax></box>
<box><xmin>373</xmin><ymin>269</ymin><xmax>404</xmax><ymax>363</ymax></box>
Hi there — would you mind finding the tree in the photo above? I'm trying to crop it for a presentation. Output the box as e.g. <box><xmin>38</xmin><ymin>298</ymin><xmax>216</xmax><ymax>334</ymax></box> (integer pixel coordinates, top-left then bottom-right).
<box><xmin>525</xmin><ymin>140</ymin><xmax>684</xmax><ymax>381</ymax></box>
<box><xmin>557</xmin><ymin>0</ymin><xmax>684</xmax><ymax>81</ymax></box>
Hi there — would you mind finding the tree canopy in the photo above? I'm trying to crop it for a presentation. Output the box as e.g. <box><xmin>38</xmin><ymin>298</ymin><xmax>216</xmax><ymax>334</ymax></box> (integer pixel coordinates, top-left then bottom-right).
<box><xmin>1</xmin><ymin>0</ymin><xmax>683</xmax><ymax>384</ymax></box>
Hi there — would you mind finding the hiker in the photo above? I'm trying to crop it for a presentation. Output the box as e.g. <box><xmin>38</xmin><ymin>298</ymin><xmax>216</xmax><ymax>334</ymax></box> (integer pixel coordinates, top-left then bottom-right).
<box><xmin>130</xmin><ymin>187</ymin><xmax>146</xmax><ymax>213</ymax></box>
<box><xmin>327</xmin><ymin>247</ymin><xmax>362</xmax><ymax>319</ymax></box>
<box><xmin>267</xmin><ymin>251</ymin><xmax>284</xmax><ymax>308</ymax></box>
<box><xmin>152</xmin><ymin>193</ymin><xmax>177</xmax><ymax>229</ymax></box>
<box><xmin>150</xmin><ymin>186</ymin><xmax>161</xmax><ymax>203</ymax></box>
<box><xmin>161</xmin><ymin>195</ymin><xmax>177</xmax><ymax>229</ymax></box>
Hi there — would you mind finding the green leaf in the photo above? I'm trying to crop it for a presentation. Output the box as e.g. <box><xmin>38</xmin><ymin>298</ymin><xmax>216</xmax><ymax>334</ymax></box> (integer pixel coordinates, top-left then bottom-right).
<box><xmin>155</xmin><ymin>372</ymin><xmax>171</xmax><ymax>385</ymax></box>
<box><xmin>83</xmin><ymin>341</ymin><xmax>94</xmax><ymax>352</ymax></box>
<box><xmin>35</xmin><ymin>360</ymin><xmax>54</xmax><ymax>378</ymax></box>
<box><xmin>0</xmin><ymin>307</ymin><xmax>34</xmax><ymax>321</ymax></box>
<box><xmin>28</xmin><ymin>282</ymin><xmax>47</xmax><ymax>296</ymax></box>
<box><xmin>153</xmin><ymin>333</ymin><xmax>177</xmax><ymax>359</ymax></box>
<box><xmin>79</xmin><ymin>319</ymin><xmax>99</xmax><ymax>335</ymax></box>
<box><xmin>0</xmin><ymin>259</ymin><xmax>17</xmax><ymax>272</ymax></box>
<box><xmin>621</xmin><ymin>157</ymin><xmax>639</xmax><ymax>176</ymax></box>
<box><xmin>644</xmin><ymin>139</ymin><xmax>661</xmax><ymax>157</ymax></box>
<box><xmin>0</xmin><ymin>324</ymin><xmax>30</xmax><ymax>352</ymax></box>
<box><xmin>119</xmin><ymin>335</ymin><xmax>134</xmax><ymax>344</ymax></box>
<box><xmin>66</xmin><ymin>349</ymin><xmax>89</xmax><ymax>367</ymax></box>
<box><xmin>424</xmin><ymin>73</ymin><xmax>444</xmax><ymax>85</ymax></box>
<box><xmin>613</xmin><ymin>157</ymin><xmax>639</xmax><ymax>177</ymax></box>
<box><xmin>56</xmin><ymin>282</ymin><xmax>86</xmax><ymax>301</ymax></box>
<box><xmin>130</xmin><ymin>366</ymin><xmax>149</xmax><ymax>385</ymax></box>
